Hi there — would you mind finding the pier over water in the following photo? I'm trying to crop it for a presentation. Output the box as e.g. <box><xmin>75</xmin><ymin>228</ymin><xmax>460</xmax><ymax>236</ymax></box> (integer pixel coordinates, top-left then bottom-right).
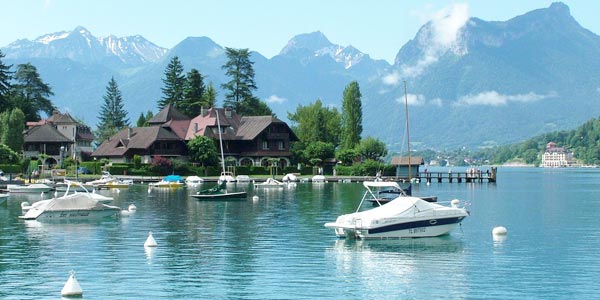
<box><xmin>417</xmin><ymin>167</ymin><xmax>497</xmax><ymax>183</ymax></box>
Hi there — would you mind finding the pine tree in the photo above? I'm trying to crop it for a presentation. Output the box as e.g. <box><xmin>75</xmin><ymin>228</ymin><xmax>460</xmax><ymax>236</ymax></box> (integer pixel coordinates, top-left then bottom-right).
<box><xmin>340</xmin><ymin>81</ymin><xmax>363</xmax><ymax>149</ymax></box>
<box><xmin>0</xmin><ymin>50</ymin><xmax>12</xmax><ymax>113</ymax></box>
<box><xmin>158</xmin><ymin>56</ymin><xmax>185</xmax><ymax>109</ymax></box>
<box><xmin>97</xmin><ymin>77</ymin><xmax>129</xmax><ymax>142</ymax></box>
<box><xmin>221</xmin><ymin>48</ymin><xmax>272</xmax><ymax>116</ymax></box>
<box><xmin>179</xmin><ymin>69</ymin><xmax>206</xmax><ymax>117</ymax></box>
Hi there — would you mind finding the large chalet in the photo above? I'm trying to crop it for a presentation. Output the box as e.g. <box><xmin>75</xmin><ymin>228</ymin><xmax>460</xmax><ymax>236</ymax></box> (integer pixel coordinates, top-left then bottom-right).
<box><xmin>92</xmin><ymin>106</ymin><xmax>299</xmax><ymax>167</ymax></box>
<box><xmin>24</xmin><ymin>110</ymin><xmax>95</xmax><ymax>168</ymax></box>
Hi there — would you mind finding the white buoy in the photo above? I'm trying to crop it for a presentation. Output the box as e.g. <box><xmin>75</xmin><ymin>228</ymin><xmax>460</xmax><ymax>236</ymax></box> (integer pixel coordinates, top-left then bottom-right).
<box><xmin>61</xmin><ymin>270</ymin><xmax>83</xmax><ymax>297</ymax></box>
<box><xmin>128</xmin><ymin>204</ymin><xmax>137</xmax><ymax>211</ymax></box>
<box><xmin>492</xmin><ymin>226</ymin><xmax>507</xmax><ymax>236</ymax></box>
<box><xmin>451</xmin><ymin>199</ymin><xmax>460</xmax><ymax>208</ymax></box>
<box><xmin>121</xmin><ymin>209</ymin><xmax>131</xmax><ymax>217</ymax></box>
<box><xmin>144</xmin><ymin>231</ymin><xmax>157</xmax><ymax>247</ymax></box>
<box><xmin>252</xmin><ymin>195</ymin><xmax>259</xmax><ymax>201</ymax></box>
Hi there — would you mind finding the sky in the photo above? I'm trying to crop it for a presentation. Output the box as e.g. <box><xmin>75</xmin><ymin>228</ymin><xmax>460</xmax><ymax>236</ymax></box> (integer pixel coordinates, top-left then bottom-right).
<box><xmin>1</xmin><ymin>0</ymin><xmax>597</xmax><ymax>64</ymax></box>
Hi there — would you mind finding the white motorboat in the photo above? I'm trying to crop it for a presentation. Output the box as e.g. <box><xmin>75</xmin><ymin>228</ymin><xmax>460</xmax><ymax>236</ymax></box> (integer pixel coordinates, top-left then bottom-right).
<box><xmin>87</xmin><ymin>171</ymin><xmax>116</xmax><ymax>186</ymax></box>
<box><xmin>149</xmin><ymin>175</ymin><xmax>185</xmax><ymax>188</ymax></box>
<box><xmin>87</xmin><ymin>171</ymin><xmax>132</xmax><ymax>189</ymax></box>
<box><xmin>218</xmin><ymin>172</ymin><xmax>236</xmax><ymax>183</ymax></box>
<box><xmin>312</xmin><ymin>175</ymin><xmax>326</xmax><ymax>182</ymax></box>
<box><xmin>282</xmin><ymin>173</ymin><xmax>298</xmax><ymax>182</ymax></box>
<box><xmin>7</xmin><ymin>183</ymin><xmax>53</xmax><ymax>193</ymax></box>
<box><xmin>185</xmin><ymin>176</ymin><xmax>204</xmax><ymax>186</ymax></box>
<box><xmin>324</xmin><ymin>181</ymin><xmax>469</xmax><ymax>239</ymax></box>
<box><xmin>254</xmin><ymin>178</ymin><xmax>286</xmax><ymax>189</ymax></box>
<box><xmin>19</xmin><ymin>182</ymin><xmax>120</xmax><ymax>220</ymax></box>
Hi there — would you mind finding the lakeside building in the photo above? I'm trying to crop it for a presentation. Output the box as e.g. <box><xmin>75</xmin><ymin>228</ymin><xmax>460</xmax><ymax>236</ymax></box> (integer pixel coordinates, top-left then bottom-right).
<box><xmin>92</xmin><ymin>106</ymin><xmax>298</xmax><ymax>167</ymax></box>
<box><xmin>23</xmin><ymin>111</ymin><xmax>95</xmax><ymax>168</ymax></box>
<box><xmin>540</xmin><ymin>142</ymin><xmax>574</xmax><ymax>168</ymax></box>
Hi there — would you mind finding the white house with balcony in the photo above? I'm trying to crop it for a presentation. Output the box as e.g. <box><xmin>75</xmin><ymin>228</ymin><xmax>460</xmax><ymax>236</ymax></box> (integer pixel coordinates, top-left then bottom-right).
<box><xmin>540</xmin><ymin>142</ymin><xmax>574</xmax><ymax>168</ymax></box>
<box><xmin>24</xmin><ymin>111</ymin><xmax>95</xmax><ymax>168</ymax></box>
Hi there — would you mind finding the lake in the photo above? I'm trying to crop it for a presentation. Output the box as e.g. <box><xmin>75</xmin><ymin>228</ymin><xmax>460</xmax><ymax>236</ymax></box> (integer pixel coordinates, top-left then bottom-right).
<box><xmin>1</xmin><ymin>167</ymin><xmax>599</xmax><ymax>299</ymax></box>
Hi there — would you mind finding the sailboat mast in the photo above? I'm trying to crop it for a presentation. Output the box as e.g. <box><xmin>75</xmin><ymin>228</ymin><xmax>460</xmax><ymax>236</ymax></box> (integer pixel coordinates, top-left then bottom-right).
<box><xmin>216</xmin><ymin>110</ymin><xmax>226</xmax><ymax>174</ymax></box>
<box><xmin>403</xmin><ymin>80</ymin><xmax>411</xmax><ymax>181</ymax></box>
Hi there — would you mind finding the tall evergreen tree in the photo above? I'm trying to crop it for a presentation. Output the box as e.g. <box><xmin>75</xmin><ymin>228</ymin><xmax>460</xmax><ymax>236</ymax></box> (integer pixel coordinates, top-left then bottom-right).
<box><xmin>179</xmin><ymin>69</ymin><xmax>206</xmax><ymax>117</ymax></box>
<box><xmin>158</xmin><ymin>56</ymin><xmax>185</xmax><ymax>109</ymax></box>
<box><xmin>221</xmin><ymin>48</ymin><xmax>272</xmax><ymax>116</ymax></box>
<box><xmin>0</xmin><ymin>50</ymin><xmax>12</xmax><ymax>113</ymax></box>
<box><xmin>97</xmin><ymin>77</ymin><xmax>129</xmax><ymax>142</ymax></box>
<box><xmin>11</xmin><ymin>63</ymin><xmax>54</xmax><ymax>121</ymax></box>
<box><xmin>340</xmin><ymin>81</ymin><xmax>363</xmax><ymax>149</ymax></box>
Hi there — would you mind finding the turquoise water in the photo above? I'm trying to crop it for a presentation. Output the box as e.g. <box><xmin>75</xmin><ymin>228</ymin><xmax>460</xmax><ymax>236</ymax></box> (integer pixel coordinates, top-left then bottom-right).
<box><xmin>1</xmin><ymin>167</ymin><xmax>600</xmax><ymax>299</ymax></box>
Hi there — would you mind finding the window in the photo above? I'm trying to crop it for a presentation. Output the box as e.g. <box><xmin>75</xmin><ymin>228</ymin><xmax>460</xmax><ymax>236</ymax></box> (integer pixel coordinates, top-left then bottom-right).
<box><xmin>262</xmin><ymin>140</ymin><xmax>269</xmax><ymax>150</ymax></box>
<box><xmin>278</xmin><ymin>141</ymin><xmax>284</xmax><ymax>150</ymax></box>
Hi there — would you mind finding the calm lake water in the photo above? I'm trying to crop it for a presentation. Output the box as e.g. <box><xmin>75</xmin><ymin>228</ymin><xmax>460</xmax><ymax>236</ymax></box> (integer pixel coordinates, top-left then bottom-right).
<box><xmin>1</xmin><ymin>167</ymin><xmax>600</xmax><ymax>299</ymax></box>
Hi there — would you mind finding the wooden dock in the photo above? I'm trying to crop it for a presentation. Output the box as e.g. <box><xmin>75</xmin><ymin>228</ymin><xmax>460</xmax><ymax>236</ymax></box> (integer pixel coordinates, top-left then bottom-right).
<box><xmin>416</xmin><ymin>167</ymin><xmax>497</xmax><ymax>183</ymax></box>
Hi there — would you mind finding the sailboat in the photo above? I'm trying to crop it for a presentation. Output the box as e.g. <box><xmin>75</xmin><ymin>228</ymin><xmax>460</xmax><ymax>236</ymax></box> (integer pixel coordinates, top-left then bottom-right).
<box><xmin>191</xmin><ymin>109</ymin><xmax>247</xmax><ymax>200</ymax></box>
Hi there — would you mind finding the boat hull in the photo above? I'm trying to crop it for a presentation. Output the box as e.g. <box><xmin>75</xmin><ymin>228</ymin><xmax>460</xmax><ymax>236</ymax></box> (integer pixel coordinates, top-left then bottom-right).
<box><xmin>22</xmin><ymin>208</ymin><xmax>120</xmax><ymax>220</ymax></box>
<box><xmin>191</xmin><ymin>191</ymin><xmax>247</xmax><ymax>200</ymax></box>
<box><xmin>327</xmin><ymin>216</ymin><xmax>466</xmax><ymax>239</ymax></box>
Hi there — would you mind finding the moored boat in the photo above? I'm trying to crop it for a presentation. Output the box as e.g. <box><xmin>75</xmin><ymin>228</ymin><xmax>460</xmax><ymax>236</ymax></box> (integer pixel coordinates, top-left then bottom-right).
<box><xmin>19</xmin><ymin>182</ymin><xmax>120</xmax><ymax>220</ymax></box>
<box><xmin>7</xmin><ymin>183</ymin><xmax>53</xmax><ymax>193</ymax></box>
<box><xmin>324</xmin><ymin>182</ymin><xmax>469</xmax><ymax>239</ymax></box>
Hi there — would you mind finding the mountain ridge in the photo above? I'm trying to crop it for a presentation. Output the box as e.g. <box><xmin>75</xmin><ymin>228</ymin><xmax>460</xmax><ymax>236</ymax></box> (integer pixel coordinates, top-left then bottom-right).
<box><xmin>2</xmin><ymin>2</ymin><xmax>598</xmax><ymax>151</ymax></box>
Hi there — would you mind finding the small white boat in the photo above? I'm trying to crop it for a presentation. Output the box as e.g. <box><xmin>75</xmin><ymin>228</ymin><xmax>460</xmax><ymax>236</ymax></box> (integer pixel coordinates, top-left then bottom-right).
<box><xmin>324</xmin><ymin>182</ymin><xmax>469</xmax><ymax>239</ymax></box>
<box><xmin>19</xmin><ymin>182</ymin><xmax>121</xmax><ymax>220</ymax></box>
<box><xmin>87</xmin><ymin>171</ymin><xmax>116</xmax><ymax>186</ymax></box>
<box><xmin>254</xmin><ymin>178</ymin><xmax>286</xmax><ymax>189</ymax></box>
<box><xmin>282</xmin><ymin>173</ymin><xmax>298</xmax><ymax>182</ymax></box>
<box><xmin>312</xmin><ymin>175</ymin><xmax>326</xmax><ymax>182</ymax></box>
<box><xmin>7</xmin><ymin>183</ymin><xmax>53</xmax><ymax>193</ymax></box>
<box><xmin>149</xmin><ymin>175</ymin><xmax>185</xmax><ymax>188</ymax></box>
<box><xmin>235</xmin><ymin>175</ymin><xmax>251</xmax><ymax>182</ymax></box>
<box><xmin>185</xmin><ymin>176</ymin><xmax>204</xmax><ymax>186</ymax></box>
<box><xmin>218</xmin><ymin>172</ymin><xmax>236</xmax><ymax>183</ymax></box>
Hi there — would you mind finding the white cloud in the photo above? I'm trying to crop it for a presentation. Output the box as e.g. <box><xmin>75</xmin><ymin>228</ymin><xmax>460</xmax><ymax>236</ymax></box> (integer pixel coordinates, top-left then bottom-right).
<box><xmin>401</xmin><ymin>3</ymin><xmax>470</xmax><ymax>78</ymax></box>
<box><xmin>382</xmin><ymin>71</ymin><xmax>401</xmax><ymax>86</ymax></box>
<box><xmin>454</xmin><ymin>91</ymin><xmax>556</xmax><ymax>106</ymax></box>
<box><xmin>388</xmin><ymin>94</ymin><xmax>445</xmax><ymax>107</ymax></box>
<box><xmin>264</xmin><ymin>95</ymin><xmax>287</xmax><ymax>104</ymax></box>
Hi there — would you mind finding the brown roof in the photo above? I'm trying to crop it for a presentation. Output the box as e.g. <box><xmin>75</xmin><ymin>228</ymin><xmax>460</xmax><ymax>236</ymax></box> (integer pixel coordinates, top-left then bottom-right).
<box><xmin>92</xmin><ymin>126</ymin><xmax>182</xmax><ymax>157</ymax></box>
<box><xmin>391</xmin><ymin>156</ymin><xmax>424</xmax><ymax>166</ymax></box>
<box><xmin>24</xmin><ymin>124</ymin><xmax>72</xmax><ymax>143</ymax></box>
<box><xmin>50</xmin><ymin>112</ymin><xmax>77</xmax><ymax>124</ymax></box>
<box><xmin>148</xmin><ymin>104</ymin><xmax>190</xmax><ymax>125</ymax></box>
<box><xmin>162</xmin><ymin>119</ymin><xmax>191</xmax><ymax>140</ymax></box>
<box><xmin>237</xmin><ymin>116</ymin><xmax>280</xmax><ymax>140</ymax></box>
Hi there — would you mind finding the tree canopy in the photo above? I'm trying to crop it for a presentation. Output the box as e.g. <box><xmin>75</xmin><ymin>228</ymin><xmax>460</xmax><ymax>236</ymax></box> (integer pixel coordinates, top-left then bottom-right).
<box><xmin>287</xmin><ymin>99</ymin><xmax>341</xmax><ymax>147</ymax></box>
<box><xmin>187</xmin><ymin>135</ymin><xmax>219</xmax><ymax>166</ymax></box>
<box><xmin>9</xmin><ymin>63</ymin><xmax>55</xmax><ymax>121</ymax></box>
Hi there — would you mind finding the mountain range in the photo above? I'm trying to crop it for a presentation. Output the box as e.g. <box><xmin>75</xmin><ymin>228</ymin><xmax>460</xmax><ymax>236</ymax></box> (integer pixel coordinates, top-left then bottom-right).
<box><xmin>2</xmin><ymin>2</ymin><xmax>598</xmax><ymax>151</ymax></box>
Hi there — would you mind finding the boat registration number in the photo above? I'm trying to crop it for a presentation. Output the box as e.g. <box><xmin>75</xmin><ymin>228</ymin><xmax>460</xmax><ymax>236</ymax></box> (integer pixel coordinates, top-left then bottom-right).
<box><xmin>409</xmin><ymin>227</ymin><xmax>426</xmax><ymax>234</ymax></box>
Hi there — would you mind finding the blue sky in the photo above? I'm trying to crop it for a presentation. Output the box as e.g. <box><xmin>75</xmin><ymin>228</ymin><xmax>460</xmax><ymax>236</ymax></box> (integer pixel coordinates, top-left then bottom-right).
<box><xmin>1</xmin><ymin>1</ymin><xmax>595</xmax><ymax>63</ymax></box>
